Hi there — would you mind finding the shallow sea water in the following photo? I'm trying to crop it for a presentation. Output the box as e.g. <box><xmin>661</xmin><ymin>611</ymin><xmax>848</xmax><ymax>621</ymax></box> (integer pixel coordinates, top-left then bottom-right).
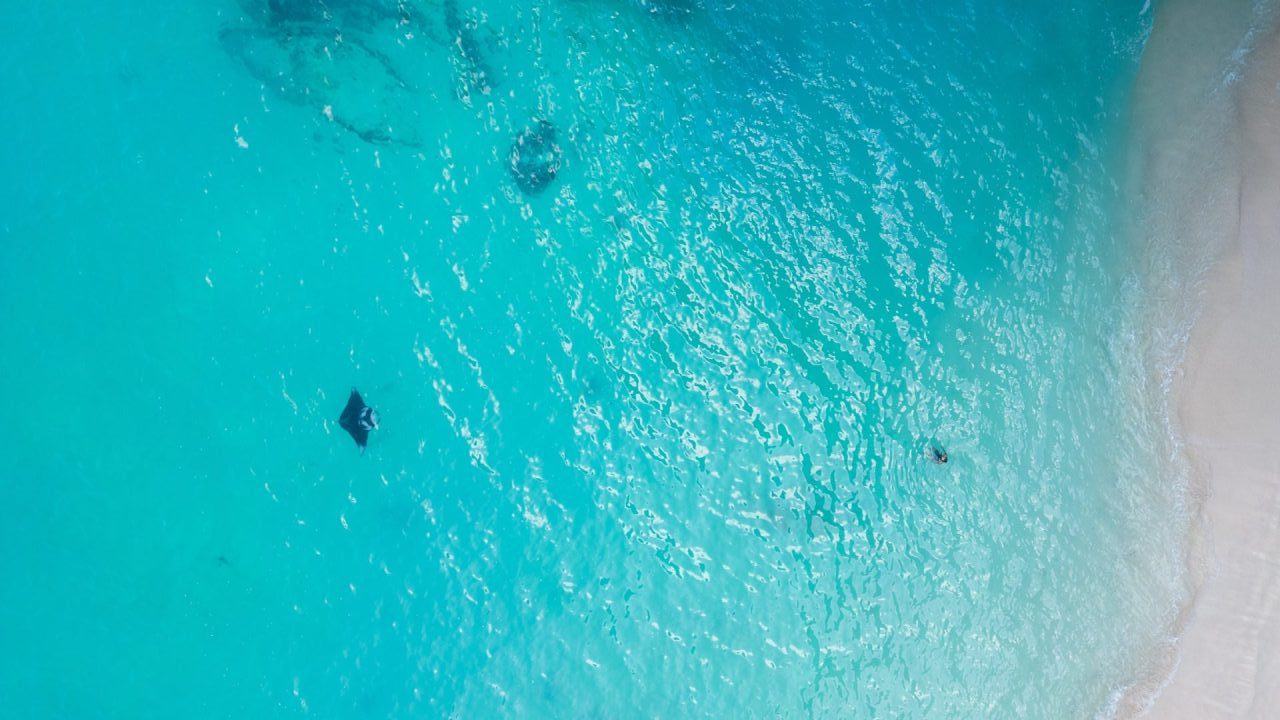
<box><xmin>0</xmin><ymin>1</ymin><xmax>1189</xmax><ymax>718</ymax></box>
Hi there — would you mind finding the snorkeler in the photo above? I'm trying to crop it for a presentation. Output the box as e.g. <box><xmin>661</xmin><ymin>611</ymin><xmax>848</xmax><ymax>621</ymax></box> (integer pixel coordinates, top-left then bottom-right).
<box><xmin>927</xmin><ymin>445</ymin><xmax>948</xmax><ymax>464</ymax></box>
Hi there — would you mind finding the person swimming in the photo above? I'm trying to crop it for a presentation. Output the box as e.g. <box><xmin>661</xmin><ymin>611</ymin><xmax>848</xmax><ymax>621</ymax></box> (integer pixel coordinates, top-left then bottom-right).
<box><xmin>927</xmin><ymin>445</ymin><xmax>948</xmax><ymax>464</ymax></box>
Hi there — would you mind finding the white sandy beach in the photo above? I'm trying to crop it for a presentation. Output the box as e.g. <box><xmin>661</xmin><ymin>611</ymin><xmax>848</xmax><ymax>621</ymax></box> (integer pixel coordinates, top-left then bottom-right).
<box><xmin>1136</xmin><ymin>3</ymin><xmax>1280</xmax><ymax>718</ymax></box>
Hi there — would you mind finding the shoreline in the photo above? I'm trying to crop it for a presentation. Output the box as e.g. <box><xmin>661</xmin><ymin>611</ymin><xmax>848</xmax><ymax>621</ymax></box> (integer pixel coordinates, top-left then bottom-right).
<box><xmin>1130</xmin><ymin>2</ymin><xmax>1280</xmax><ymax>717</ymax></box>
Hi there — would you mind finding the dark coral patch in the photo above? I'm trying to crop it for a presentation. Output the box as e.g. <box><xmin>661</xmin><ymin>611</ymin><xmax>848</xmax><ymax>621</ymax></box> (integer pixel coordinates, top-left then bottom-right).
<box><xmin>640</xmin><ymin>0</ymin><xmax>697</xmax><ymax>22</ymax></box>
<box><xmin>509</xmin><ymin>120</ymin><xmax>562</xmax><ymax>195</ymax></box>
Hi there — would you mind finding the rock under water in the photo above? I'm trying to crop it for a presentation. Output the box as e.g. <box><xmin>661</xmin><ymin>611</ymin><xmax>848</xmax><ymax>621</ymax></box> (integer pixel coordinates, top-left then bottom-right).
<box><xmin>442</xmin><ymin>0</ymin><xmax>499</xmax><ymax>94</ymax></box>
<box><xmin>219</xmin><ymin>26</ymin><xmax>428</xmax><ymax>148</ymax></box>
<box><xmin>241</xmin><ymin>0</ymin><xmax>409</xmax><ymax>31</ymax></box>
<box><xmin>508</xmin><ymin>120</ymin><xmax>562</xmax><ymax>195</ymax></box>
<box><xmin>638</xmin><ymin>0</ymin><xmax>697</xmax><ymax>22</ymax></box>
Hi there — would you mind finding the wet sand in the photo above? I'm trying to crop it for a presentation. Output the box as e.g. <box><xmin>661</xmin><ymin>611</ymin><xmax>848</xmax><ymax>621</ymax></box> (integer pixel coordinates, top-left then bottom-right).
<box><xmin>1141</xmin><ymin>9</ymin><xmax>1280</xmax><ymax>719</ymax></box>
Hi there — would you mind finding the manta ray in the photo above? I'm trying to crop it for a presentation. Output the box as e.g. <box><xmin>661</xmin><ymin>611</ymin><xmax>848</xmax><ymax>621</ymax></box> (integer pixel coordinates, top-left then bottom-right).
<box><xmin>339</xmin><ymin>388</ymin><xmax>379</xmax><ymax>452</ymax></box>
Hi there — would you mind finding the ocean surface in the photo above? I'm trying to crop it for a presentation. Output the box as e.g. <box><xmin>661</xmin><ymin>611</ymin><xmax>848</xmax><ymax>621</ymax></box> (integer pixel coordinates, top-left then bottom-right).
<box><xmin>0</xmin><ymin>1</ymin><xmax>1191</xmax><ymax>717</ymax></box>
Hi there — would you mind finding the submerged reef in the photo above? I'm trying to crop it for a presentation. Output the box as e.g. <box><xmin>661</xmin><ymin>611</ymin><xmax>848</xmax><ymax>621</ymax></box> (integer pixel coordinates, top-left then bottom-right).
<box><xmin>265</xmin><ymin>0</ymin><xmax>330</xmax><ymax>24</ymax></box>
<box><xmin>219</xmin><ymin>25</ymin><xmax>428</xmax><ymax>147</ymax></box>
<box><xmin>509</xmin><ymin>120</ymin><xmax>563</xmax><ymax>195</ymax></box>
<box><xmin>242</xmin><ymin>0</ymin><xmax>411</xmax><ymax>32</ymax></box>
<box><xmin>637</xmin><ymin>0</ymin><xmax>697</xmax><ymax>22</ymax></box>
<box><xmin>443</xmin><ymin>0</ymin><xmax>500</xmax><ymax>94</ymax></box>
<box><xmin>223</xmin><ymin>0</ymin><xmax>509</xmax><ymax>145</ymax></box>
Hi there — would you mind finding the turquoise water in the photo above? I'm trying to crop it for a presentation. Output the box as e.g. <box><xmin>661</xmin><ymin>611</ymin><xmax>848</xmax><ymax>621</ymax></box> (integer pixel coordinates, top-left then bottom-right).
<box><xmin>0</xmin><ymin>1</ymin><xmax>1189</xmax><ymax>717</ymax></box>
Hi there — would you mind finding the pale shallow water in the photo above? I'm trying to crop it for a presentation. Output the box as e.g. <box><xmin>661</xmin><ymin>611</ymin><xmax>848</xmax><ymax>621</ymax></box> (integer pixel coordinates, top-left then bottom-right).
<box><xmin>0</xmin><ymin>1</ymin><xmax>1190</xmax><ymax>718</ymax></box>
